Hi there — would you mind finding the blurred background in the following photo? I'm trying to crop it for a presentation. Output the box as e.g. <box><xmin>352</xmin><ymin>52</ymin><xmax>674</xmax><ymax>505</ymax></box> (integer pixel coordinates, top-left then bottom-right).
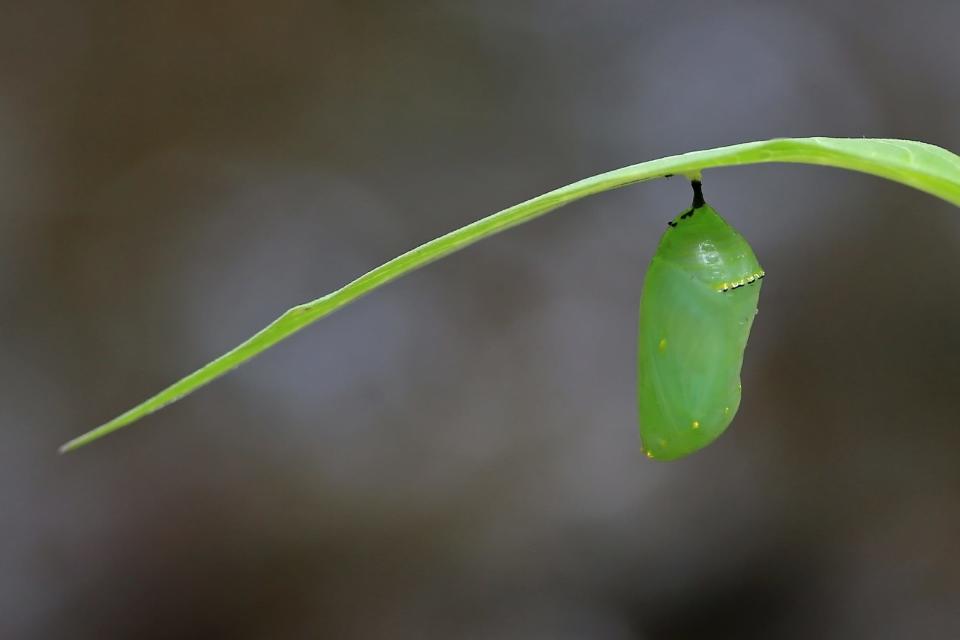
<box><xmin>3</xmin><ymin>1</ymin><xmax>959</xmax><ymax>638</ymax></box>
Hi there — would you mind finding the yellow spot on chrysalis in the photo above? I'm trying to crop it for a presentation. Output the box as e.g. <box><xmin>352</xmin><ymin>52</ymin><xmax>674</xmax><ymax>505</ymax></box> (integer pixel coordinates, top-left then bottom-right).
<box><xmin>658</xmin><ymin>337</ymin><xmax>668</xmax><ymax>351</ymax></box>
<box><xmin>646</xmin><ymin>450</ymin><xmax>655</xmax><ymax>459</ymax></box>
<box><xmin>692</xmin><ymin>420</ymin><xmax>700</xmax><ymax>430</ymax></box>
<box><xmin>724</xmin><ymin>406</ymin><xmax>731</xmax><ymax>415</ymax></box>
<box><xmin>717</xmin><ymin>269</ymin><xmax>765</xmax><ymax>293</ymax></box>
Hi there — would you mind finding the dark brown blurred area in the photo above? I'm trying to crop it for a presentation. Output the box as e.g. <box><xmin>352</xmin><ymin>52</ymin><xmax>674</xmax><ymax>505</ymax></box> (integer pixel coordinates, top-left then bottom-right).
<box><xmin>3</xmin><ymin>1</ymin><xmax>959</xmax><ymax>638</ymax></box>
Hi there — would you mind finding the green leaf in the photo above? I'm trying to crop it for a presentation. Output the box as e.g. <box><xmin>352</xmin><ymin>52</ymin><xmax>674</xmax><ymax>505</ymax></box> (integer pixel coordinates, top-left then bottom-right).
<box><xmin>60</xmin><ymin>137</ymin><xmax>960</xmax><ymax>453</ymax></box>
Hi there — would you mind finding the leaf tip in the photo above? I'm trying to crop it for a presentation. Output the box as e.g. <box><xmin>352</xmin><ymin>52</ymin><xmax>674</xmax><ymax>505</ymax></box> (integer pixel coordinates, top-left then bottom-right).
<box><xmin>58</xmin><ymin>440</ymin><xmax>78</xmax><ymax>455</ymax></box>
<box><xmin>58</xmin><ymin>433</ymin><xmax>93</xmax><ymax>454</ymax></box>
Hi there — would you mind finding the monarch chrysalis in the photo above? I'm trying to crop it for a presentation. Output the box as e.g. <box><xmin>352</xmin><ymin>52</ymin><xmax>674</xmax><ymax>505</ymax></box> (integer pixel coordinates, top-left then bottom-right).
<box><xmin>638</xmin><ymin>180</ymin><xmax>764</xmax><ymax>461</ymax></box>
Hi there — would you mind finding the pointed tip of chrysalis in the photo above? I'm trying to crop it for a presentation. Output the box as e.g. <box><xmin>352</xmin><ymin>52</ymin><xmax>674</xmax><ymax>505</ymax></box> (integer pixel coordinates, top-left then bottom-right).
<box><xmin>691</xmin><ymin>179</ymin><xmax>705</xmax><ymax>209</ymax></box>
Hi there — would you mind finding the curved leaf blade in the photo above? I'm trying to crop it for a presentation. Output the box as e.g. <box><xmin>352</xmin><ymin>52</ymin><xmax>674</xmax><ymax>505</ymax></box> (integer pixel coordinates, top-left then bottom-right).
<box><xmin>60</xmin><ymin>137</ymin><xmax>960</xmax><ymax>452</ymax></box>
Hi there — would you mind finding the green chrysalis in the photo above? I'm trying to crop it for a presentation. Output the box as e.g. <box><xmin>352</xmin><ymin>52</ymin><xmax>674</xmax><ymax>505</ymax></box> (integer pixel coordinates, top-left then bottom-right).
<box><xmin>638</xmin><ymin>181</ymin><xmax>764</xmax><ymax>461</ymax></box>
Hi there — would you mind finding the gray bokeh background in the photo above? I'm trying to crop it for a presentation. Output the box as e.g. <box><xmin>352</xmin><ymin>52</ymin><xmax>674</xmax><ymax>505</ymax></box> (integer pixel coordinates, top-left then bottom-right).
<box><xmin>3</xmin><ymin>1</ymin><xmax>959</xmax><ymax>638</ymax></box>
